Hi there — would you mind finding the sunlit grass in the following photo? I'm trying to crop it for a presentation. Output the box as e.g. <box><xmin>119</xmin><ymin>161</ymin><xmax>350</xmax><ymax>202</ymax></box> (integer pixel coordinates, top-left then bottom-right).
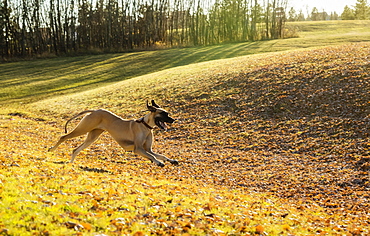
<box><xmin>0</xmin><ymin>117</ymin><xmax>348</xmax><ymax>235</ymax></box>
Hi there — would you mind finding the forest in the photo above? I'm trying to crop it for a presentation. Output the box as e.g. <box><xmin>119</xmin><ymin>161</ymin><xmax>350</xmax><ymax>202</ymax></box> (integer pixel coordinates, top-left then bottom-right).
<box><xmin>0</xmin><ymin>0</ymin><xmax>288</xmax><ymax>59</ymax></box>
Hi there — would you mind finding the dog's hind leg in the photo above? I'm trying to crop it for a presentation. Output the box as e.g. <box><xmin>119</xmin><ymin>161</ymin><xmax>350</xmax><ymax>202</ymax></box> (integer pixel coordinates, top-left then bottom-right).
<box><xmin>49</xmin><ymin>129</ymin><xmax>90</xmax><ymax>152</ymax></box>
<box><xmin>49</xmin><ymin>113</ymin><xmax>101</xmax><ymax>152</ymax></box>
<box><xmin>70</xmin><ymin>129</ymin><xmax>104</xmax><ymax>163</ymax></box>
<box><xmin>48</xmin><ymin>132</ymin><xmax>81</xmax><ymax>152</ymax></box>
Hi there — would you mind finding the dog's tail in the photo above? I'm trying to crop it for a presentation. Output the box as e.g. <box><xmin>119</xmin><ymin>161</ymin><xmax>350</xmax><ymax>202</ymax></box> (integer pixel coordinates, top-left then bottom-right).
<box><xmin>64</xmin><ymin>110</ymin><xmax>96</xmax><ymax>133</ymax></box>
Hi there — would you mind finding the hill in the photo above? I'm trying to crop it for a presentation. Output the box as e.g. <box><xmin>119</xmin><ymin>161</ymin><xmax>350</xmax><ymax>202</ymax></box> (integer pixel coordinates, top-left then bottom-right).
<box><xmin>2</xmin><ymin>42</ymin><xmax>368</xmax><ymax>235</ymax></box>
<box><xmin>1</xmin><ymin>20</ymin><xmax>370</xmax><ymax>106</ymax></box>
<box><xmin>0</xmin><ymin>21</ymin><xmax>369</xmax><ymax>235</ymax></box>
<box><xmin>31</xmin><ymin>43</ymin><xmax>370</xmax><ymax>213</ymax></box>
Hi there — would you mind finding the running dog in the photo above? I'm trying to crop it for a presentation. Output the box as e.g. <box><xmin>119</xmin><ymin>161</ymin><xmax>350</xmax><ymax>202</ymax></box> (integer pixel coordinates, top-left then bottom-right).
<box><xmin>48</xmin><ymin>100</ymin><xmax>178</xmax><ymax>167</ymax></box>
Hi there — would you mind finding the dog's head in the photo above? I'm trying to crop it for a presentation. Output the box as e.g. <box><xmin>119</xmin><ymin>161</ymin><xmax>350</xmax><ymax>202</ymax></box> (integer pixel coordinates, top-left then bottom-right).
<box><xmin>147</xmin><ymin>100</ymin><xmax>175</xmax><ymax>130</ymax></box>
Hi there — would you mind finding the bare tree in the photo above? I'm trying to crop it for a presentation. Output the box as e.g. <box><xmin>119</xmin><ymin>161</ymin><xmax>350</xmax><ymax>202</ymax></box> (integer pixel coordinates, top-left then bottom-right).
<box><xmin>1</xmin><ymin>0</ymin><xmax>288</xmax><ymax>59</ymax></box>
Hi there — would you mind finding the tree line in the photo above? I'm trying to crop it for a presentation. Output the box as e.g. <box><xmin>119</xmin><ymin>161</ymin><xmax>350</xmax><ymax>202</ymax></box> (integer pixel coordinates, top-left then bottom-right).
<box><xmin>341</xmin><ymin>0</ymin><xmax>370</xmax><ymax>20</ymax></box>
<box><xmin>287</xmin><ymin>0</ymin><xmax>370</xmax><ymax>21</ymax></box>
<box><xmin>0</xmin><ymin>0</ymin><xmax>289</xmax><ymax>59</ymax></box>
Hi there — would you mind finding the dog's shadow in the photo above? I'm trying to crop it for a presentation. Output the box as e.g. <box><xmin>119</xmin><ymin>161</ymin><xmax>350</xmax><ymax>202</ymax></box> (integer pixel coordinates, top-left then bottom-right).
<box><xmin>79</xmin><ymin>166</ymin><xmax>112</xmax><ymax>174</ymax></box>
<box><xmin>52</xmin><ymin>161</ymin><xmax>112</xmax><ymax>174</ymax></box>
<box><xmin>53</xmin><ymin>161</ymin><xmax>69</xmax><ymax>165</ymax></box>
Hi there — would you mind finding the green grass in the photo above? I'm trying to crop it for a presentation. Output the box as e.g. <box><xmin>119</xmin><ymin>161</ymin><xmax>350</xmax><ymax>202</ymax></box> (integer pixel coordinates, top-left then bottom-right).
<box><xmin>290</xmin><ymin>20</ymin><xmax>370</xmax><ymax>35</ymax></box>
<box><xmin>1</xmin><ymin>20</ymin><xmax>369</xmax><ymax>108</ymax></box>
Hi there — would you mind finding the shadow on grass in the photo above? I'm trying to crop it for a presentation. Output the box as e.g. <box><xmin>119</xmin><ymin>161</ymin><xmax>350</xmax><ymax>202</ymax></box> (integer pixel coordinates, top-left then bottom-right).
<box><xmin>2</xmin><ymin>42</ymin><xmax>268</xmax><ymax>104</ymax></box>
<box><xmin>1</xmin><ymin>42</ymin><xmax>285</xmax><ymax>103</ymax></box>
<box><xmin>53</xmin><ymin>161</ymin><xmax>70</xmax><ymax>165</ymax></box>
<box><xmin>52</xmin><ymin>161</ymin><xmax>113</xmax><ymax>174</ymax></box>
<box><xmin>0</xmin><ymin>41</ymin><xmax>328</xmax><ymax>105</ymax></box>
<box><xmin>79</xmin><ymin>166</ymin><xmax>112</xmax><ymax>174</ymax></box>
<box><xmin>1</xmin><ymin>20</ymin><xmax>370</xmax><ymax>105</ymax></box>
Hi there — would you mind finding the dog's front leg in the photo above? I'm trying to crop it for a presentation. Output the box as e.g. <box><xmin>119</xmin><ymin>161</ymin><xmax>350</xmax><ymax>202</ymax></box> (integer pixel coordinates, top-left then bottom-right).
<box><xmin>134</xmin><ymin>147</ymin><xmax>165</xmax><ymax>167</ymax></box>
<box><xmin>149</xmin><ymin>151</ymin><xmax>179</xmax><ymax>165</ymax></box>
<box><xmin>144</xmin><ymin>135</ymin><xmax>179</xmax><ymax>165</ymax></box>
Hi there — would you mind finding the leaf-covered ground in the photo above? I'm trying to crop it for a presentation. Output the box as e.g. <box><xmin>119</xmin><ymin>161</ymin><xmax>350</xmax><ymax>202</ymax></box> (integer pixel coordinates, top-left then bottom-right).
<box><xmin>163</xmin><ymin>43</ymin><xmax>370</xmax><ymax>211</ymax></box>
<box><xmin>2</xmin><ymin>118</ymin><xmax>362</xmax><ymax>235</ymax></box>
<box><xmin>38</xmin><ymin>43</ymin><xmax>369</xmax><ymax>213</ymax></box>
<box><xmin>1</xmin><ymin>43</ymin><xmax>370</xmax><ymax>235</ymax></box>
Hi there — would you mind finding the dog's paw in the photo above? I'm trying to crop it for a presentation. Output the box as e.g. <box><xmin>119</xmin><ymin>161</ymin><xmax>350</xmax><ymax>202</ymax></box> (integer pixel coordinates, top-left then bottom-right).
<box><xmin>170</xmin><ymin>160</ymin><xmax>179</xmax><ymax>165</ymax></box>
<box><xmin>156</xmin><ymin>162</ymin><xmax>165</xmax><ymax>167</ymax></box>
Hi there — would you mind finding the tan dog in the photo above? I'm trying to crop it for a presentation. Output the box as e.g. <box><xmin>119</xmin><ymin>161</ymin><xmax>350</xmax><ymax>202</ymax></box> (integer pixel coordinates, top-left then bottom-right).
<box><xmin>48</xmin><ymin>100</ymin><xmax>178</xmax><ymax>167</ymax></box>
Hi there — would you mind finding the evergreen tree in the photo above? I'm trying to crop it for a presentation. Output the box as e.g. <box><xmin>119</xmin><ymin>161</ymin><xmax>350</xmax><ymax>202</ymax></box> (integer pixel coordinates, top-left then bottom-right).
<box><xmin>341</xmin><ymin>5</ymin><xmax>355</xmax><ymax>20</ymax></box>
<box><xmin>354</xmin><ymin>0</ymin><xmax>369</xmax><ymax>19</ymax></box>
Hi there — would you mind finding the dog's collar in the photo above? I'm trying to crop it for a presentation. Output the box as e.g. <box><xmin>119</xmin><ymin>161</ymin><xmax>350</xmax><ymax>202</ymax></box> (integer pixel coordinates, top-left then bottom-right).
<box><xmin>135</xmin><ymin>118</ymin><xmax>154</xmax><ymax>130</ymax></box>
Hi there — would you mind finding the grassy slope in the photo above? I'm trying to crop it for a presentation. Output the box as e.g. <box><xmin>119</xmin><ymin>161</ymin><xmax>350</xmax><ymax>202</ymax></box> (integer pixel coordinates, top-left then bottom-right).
<box><xmin>32</xmin><ymin>42</ymin><xmax>370</xmax><ymax>209</ymax></box>
<box><xmin>1</xmin><ymin>21</ymin><xmax>370</xmax><ymax>235</ymax></box>
<box><xmin>1</xmin><ymin>20</ymin><xmax>369</xmax><ymax>106</ymax></box>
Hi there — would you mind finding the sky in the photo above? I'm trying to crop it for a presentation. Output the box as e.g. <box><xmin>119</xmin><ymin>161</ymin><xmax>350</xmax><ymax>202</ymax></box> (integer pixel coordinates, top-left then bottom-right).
<box><xmin>287</xmin><ymin>0</ymin><xmax>358</xmax><ymax>15</ymax></box>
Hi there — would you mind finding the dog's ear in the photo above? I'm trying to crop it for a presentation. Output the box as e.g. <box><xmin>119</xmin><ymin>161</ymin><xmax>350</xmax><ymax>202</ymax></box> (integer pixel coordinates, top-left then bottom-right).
<box><xmin>151</xmin><ymin>100</ymin><xmax>161</xmax><ymax>108</ymax></box>
<box><xmin>147</xmin><ymin>100</ymin><xmax>157</xmax><ymax>112</ymax></box>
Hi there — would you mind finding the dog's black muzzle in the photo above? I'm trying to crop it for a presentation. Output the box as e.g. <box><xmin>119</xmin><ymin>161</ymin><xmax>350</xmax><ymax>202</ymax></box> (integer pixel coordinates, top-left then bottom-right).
<box><xmin>155</xmin><ymin>115</ymin><xmax>175</xmax><ymax>130</ymax></box>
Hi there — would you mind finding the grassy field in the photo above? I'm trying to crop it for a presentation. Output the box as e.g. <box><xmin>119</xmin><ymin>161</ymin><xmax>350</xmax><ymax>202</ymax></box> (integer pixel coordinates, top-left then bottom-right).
<box><xmin>1</xmin><ymin>21</ymin><xmax>370</xmax><ymax>235</ymax></box>
<box><xmin>1</xmin><ymin>20</ymin><xmax>369</xmax><ymax>106</ymax></box>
